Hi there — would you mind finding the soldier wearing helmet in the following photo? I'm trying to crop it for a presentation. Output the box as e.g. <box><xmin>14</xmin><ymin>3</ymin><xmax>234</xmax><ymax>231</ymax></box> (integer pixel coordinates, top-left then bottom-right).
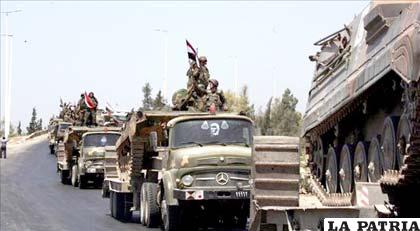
<box><xmin>84</xmin><ymin>92</ymin><xmax>99</xmax><ymax>126</ymax></box>
<box><xmin>198</xmin><ymin>56</ymin><xmax>210</xmax><ymax>91</ymax></box>
<box><xmin>203</xmin><ymin>79</ymin><xmax>227</xmax><ymax>112</ymax></box>
<box><xmin>186</xmin><ymin>60</ymin><xmax>200</xmax><ymax>89</ymax></box>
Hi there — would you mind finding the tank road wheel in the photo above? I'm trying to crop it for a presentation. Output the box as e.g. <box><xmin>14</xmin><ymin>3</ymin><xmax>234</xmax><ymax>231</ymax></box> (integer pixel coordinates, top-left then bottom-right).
<box><xmin>397</xmin><ymin>115</ymin><xmax>411</xmax><ymax>169</ymax></box>
<box><xmin>339</xmin><ymin>144</ymin><xmax>354</xmax><ymax>193</ymax></box>
<box><xmin>381</xmin><ymin>116</ymin><xmax>399</xmax><ymax>171</ymax></box>
<box><xmin>71</xmin><ymin>165</ymin><xmax>79</xmax><ymax>187</ymax></box>
<box><xmin>325</xmin><ymin>147</ymin><xmax>339</xmax><ymax>193</ymax></box>
<box><xmin>368</xmin><ymin>137</ymin><xmax>383</xmax><ymax>182</ymax></box>
<box><xmin>353</xmin><ymin>141</ymin><xmax>369</xmax><ymax>182</ymax></box>
<box><xmin>313</xmin><ymin>138</ymin><xmax>325</xmax><ymax>180</ymax></box>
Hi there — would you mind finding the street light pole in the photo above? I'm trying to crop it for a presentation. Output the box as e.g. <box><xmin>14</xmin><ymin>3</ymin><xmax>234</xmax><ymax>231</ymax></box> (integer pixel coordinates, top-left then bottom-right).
<box><xmin>1</xmin><ymin>9</ymin><xmax>21</xmax><ymax>138</ymax></box>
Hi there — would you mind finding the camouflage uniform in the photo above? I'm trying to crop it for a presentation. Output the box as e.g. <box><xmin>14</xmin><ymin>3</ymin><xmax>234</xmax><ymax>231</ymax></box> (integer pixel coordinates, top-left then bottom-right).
<box><xmin>203</xmin><ymin>79</ymin><xmax>226</xmax><ymax>112</ymax></box>
<box><xmin>84</xmin><ymin>94</ymin><xmax>98</xmax><ymax>126</ymax></box>
<box><xmin>77</xmin><ymin>95</ymin><xmax>87</xmax><ymax>125</ymax></box>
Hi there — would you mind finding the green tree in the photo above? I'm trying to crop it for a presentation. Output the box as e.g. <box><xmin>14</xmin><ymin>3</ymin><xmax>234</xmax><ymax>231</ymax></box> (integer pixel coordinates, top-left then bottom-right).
<box><xmin>141</xmin><ymin>83</ymin><xmax>153</xmax><ymax>110</ymax></box>
<box><xmin>17</xmin><ymin>121</ymin><xmax>22</xmax><ymax>135</ymax></box>
<box><xmin>224</xmin><ymin>85</ymin><xmax>255</xmax><ymax>118</ymax></box>
<box><xmin>270</xmin><ymin>88</ymin><xmax>302</xmax><ymax>136</ymax></box>
<box><xmin>27</xmin><ymin>107</ymin><xmax>38</xmax><ymax>134</ymax></box>
<box><xmin>261</xmin><ymin>97</ymin><xmax>273</xmax><ymax>135</ymax></box>
<box><xmin>153</xmin><ymin>90</ymin><xmax>167</xmax><ymax>110</ymax></box>
<box><xmin>37</xmin><ymin>118</ymin><xmax>43</xmax><ymax>131</ymax></box>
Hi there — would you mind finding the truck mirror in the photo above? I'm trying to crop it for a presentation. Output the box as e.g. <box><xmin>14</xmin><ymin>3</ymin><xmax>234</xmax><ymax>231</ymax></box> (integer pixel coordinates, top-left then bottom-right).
<box><xmin>150</xmin><ymin>131</ymin><xmax>158</xmax><ymax>152</ymax></box>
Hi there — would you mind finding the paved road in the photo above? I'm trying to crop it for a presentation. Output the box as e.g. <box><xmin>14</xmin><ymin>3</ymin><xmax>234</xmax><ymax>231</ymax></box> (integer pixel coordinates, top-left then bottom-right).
<box><xmin>0</xmin><ymin>137</ymin><xmax>158</xmax><ymax>231</ymax></box>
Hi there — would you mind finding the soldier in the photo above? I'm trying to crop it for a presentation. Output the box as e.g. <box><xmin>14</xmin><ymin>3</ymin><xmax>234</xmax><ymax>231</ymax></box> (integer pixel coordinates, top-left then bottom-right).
<box><xmin>84</xmin><ymin>92</ymin><xmax>98</xmax><ymax>126</ymax></box>
<box><xmin>186</xmin><ymin>60</ymin><xmax>200</xmax><ymax>89</ymax></box>
<box><xmin>203</xmin><ymin>79</ymin><xmax>227</xmax><ymax>112</ymax></box>
<box><xmin>198</xmin><ymin>56</ymin><xmax>210</xmax><ymax>90</ymax></box>
<box><xmin>76</xmin><ymin>94</ymin><xmax>86</xmax><ymax>125</ymax></box>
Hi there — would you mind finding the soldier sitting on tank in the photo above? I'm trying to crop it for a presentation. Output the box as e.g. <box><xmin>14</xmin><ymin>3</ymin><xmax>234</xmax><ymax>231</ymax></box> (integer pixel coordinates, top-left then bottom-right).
<box><xmin>203</xmin><ymin>79</ymin><xmax>227</xmax><ymax>112</ymax></box>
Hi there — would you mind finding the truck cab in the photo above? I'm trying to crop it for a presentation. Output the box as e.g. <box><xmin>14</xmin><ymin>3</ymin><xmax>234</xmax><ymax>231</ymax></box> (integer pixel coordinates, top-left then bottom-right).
<box><xmin>71</xmin><ymin>131</ymin><xmax>121</xmax><ymax>188</ymax></box>
<box><xmin>160</xmin><ymin>116</ymin><xmax>253</xmax><ymax>229</ymax></box>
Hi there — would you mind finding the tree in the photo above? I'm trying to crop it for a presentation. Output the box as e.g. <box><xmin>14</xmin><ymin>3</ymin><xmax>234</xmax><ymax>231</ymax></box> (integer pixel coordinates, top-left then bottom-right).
<box><xmin>141</xmin><ymin>83</ymin><xmax>153</xmax><ymax>110</ymax></box>
<box><xmin>261</xmin><ymin>97</ymin><xmax>272</xmax><ymax>135</ymax></box>
<box><xmin>27</xmin><ymin>107</ymin><xmax>38</xmax><ymax>134</ymax></box>
<box><xmin>153</xmin><ymin>90</ymin><xmax>167</xmax><ymax>110</ymax></box>
<box><xmin>37</xmin><ymin>118</ymin><xmax>43</xmax><ymax>131</ymax></box>
<box><xmin>17</xmin><ymin>121</ymin><xmax>22</xmax><ymax>136</ymax></box>
<box><xmin>224</xmin><ymin>85</ymin><xmax>255</xmax><ymax>119</ymax></box>
<box><xmin>270</xmin><ymin>88</ymin><xmax>302</xmax><ymax>136</ymax></box>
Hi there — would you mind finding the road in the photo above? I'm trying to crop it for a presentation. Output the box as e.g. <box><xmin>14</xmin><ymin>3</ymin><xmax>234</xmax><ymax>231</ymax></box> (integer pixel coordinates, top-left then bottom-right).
<box><xmin>0</xmin><ymin>136</ymin><xmax>158</xmax><ymax>231</ymax></box>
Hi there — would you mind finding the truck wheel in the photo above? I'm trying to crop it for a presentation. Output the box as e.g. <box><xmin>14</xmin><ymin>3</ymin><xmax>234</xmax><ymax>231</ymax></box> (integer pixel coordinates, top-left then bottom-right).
<box><xmin>60</xmin><ymin>170</ymin><xmax>70</xmax><ymax>185</ymax></box>
<box><xmin>49</xmin><ymin>145</ymin><xmax>55</xmax><ymax>154</ymax></box>
<box><xmin>110</xmin><ymin>191</ymin><xmax>116</xmax><ymax>218</ymax></box>
<box><xmin>78</xmin><ymin>175</ymin><xmax>86</xmax><ymax>189</ymax></box>
<box><xmin>140</xmin><ymin>183</ymin><xmax>147</xmax><ymax>225</ymax></box>
<box><xmin>161</xmin><ymin>200</ymin><xmax>180</xmax><ymax>231</ymax></box>
<box><xmin>102</xmin><ymin>181</ymin><xmax>110</xmax><ymax>198</ymax></box>
<box><xmin>114</xmin><ymin>192</ymin><xmax>132</xmax><ymax>221</ymax></box>
<box><xmin>143</xmin><ymin>183</ymin><xmax>160</xmax><ymax>227</ymax></box>
<box><xmin>71</xmin><ymin>165</ymin><xmax>79</xmax><ymax>187</ymax></box>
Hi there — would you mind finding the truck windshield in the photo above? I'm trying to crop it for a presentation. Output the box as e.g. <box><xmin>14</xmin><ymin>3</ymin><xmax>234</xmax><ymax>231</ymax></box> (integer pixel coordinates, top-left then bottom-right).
<box><xmin>171</xmin><ymin>119</ymin><xmax>253</xmax><ymax>148</ymax></box>
<box><xmin>83</xmin><ymin>133</ymin><xmax>120</xmax><ymax>147</ymax></box>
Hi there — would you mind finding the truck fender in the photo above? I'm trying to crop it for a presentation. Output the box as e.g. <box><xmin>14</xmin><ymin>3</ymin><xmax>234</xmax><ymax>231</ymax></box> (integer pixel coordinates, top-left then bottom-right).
<box><xmin>161</xmin><ymin>171</ymin><xmax>179</xmax><ymax>206</ymax></box>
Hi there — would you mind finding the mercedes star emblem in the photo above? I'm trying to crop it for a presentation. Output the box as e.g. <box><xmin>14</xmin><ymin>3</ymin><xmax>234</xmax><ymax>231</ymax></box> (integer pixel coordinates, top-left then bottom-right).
<box><xmin>215</xmin><ymin>172</ymin><xmax>229</xmax><ymax>185</ymax></box>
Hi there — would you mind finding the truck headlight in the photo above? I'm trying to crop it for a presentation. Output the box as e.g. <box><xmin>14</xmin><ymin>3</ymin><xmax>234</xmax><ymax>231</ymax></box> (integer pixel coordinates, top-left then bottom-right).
<box><xmin>85</xmin><ymin>161</ymin><xmax>93</xmax><ymax>167</ymax></box>
<box><xmin>87</xmin><ymin>168</ymin><xmax>96</xmax><ymax>173</ymax></box>
<box><xmin>181</xmin><ymin>175</ymin><xmax>194</xmax><ymax>187</ymax></box>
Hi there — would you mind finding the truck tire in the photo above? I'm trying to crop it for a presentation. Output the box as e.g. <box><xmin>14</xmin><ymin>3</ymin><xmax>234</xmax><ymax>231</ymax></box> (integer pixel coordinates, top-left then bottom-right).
<box><xmin>143</xmin><ymin>183</ymin><xmax>160</xmax><ymax>228</ymax></box>
<box><xmin>49</xmin><ymin>145</ymin><xmax>54</xmax><ymax>154</ymax></box>
<box><xmin>113</xmin><ymin>192</ymin><xmax>132</xmax><ymax>221</ymax></box>
<box><xmin>78</xmin><ymin>175</ymin><xmax>86</xmax><ymax>189</ymax></box>
<box><xmin>161</xmin><ymin>200</ymin><xmax>180</xmax><ymax>231</ymax></box>
<box><xmin>71</xmin><ymin>165</ymin><xmax>79</xmax><ymax>187</ymax></box>
<box><xmin>102</xmin><ymin>181</ymin><xmax>110</xmax><ymax>198</ymax></box>
<box><xmin>110</xmin><ymin>191</ymin><xmax>115</xmax><ymax>217</ymax></box>
<box><xmin>60</xmin><ymin>170</ymin><xmax>70</xmax><ymax>185</ymax></box>
<box><xmin>140</xmin><ymin>183</ymin><xmax>147</xmax><ymax>225</ymax></box>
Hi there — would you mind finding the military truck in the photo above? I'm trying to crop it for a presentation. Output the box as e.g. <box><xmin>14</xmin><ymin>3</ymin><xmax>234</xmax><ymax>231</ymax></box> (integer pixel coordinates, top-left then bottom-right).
<box><xmin>70</xmin><ymin>129</ymin><xmax>121</xmax><ymax>189</ymax></box>
<box><xmin>302</xmin><ymin>1</ymin><xmax>420</xmax><ymax>216</ymax></box>
<box><xmin>49</xmin><ymin>121</ymin><xmax>72</xmax><ymax>155</ymax></box>
<box><xmin>105</xmin><ymin>111</ymin><xmax>253</xmax><ymax>230</ymax></box>
<box><xmin>56</xmin><ymin>126</ymin><xmax>120</xmax><ymax>186</ymax></box>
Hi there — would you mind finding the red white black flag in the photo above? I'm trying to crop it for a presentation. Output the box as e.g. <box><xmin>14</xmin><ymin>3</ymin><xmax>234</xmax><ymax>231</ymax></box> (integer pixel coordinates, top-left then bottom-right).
<box><xmin>186</xmin><ymin>40</ymin><xmax>197</xmax><ymax>63</ymax></box>
<box><xmin>84</xmin><ymin>92</ymin><xmax>96</xmax><ymax>109</ymax></box>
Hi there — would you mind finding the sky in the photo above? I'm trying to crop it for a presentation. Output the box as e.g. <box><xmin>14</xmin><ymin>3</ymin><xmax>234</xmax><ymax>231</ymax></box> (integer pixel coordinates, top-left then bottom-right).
<box><xmin>0</xmin><ymin>1</ymin><xmax>369</xmax><ymax>129</ymax></box>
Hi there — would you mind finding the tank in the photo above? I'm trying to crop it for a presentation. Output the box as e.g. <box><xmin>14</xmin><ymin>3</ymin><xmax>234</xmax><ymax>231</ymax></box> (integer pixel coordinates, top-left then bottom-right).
<box><xmin>303</xmin><ymin>1</ymin><xmax>420</xmax><ymax>216</ymax></box>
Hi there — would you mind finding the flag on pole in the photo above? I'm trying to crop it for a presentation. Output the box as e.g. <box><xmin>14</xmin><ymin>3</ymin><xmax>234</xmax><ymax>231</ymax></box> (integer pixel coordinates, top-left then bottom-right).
<box><xmin>186</xmin><ymin>40</ymin><xmax>197</xmax><ymax>64</ymax></box>
<box><xmin>84</xmin><ymin>92</ymin><xmax>96</xmax><ymax>109</ymax></box>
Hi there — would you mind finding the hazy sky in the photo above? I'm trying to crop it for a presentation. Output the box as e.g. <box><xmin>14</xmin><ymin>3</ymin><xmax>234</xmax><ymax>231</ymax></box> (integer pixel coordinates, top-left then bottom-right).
<box><xmin>0</xmin><ymin>1</ymin><xmax>368</xmax><ymax>128</ymax></box>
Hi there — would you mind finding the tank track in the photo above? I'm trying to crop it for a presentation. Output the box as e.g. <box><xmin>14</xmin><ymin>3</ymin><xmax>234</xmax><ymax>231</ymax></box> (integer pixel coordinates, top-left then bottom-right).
<box><xmin>307</xmin><ymin>175</ymin><xmax>352</xmax><ymax>206</ymax></box>
<box><xmin>305</xmin><ymin>82</ymin><xmax>383</xmax><ymax>206</ymax></box>
<box><xmin>379</xmin><ymin>82</ymin><xmax>420</xmax><ymax>217</ymax></box>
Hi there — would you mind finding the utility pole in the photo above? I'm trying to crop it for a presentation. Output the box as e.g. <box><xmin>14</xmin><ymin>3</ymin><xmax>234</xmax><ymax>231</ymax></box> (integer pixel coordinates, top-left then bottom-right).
<box><xmin>154</xmin><ymin>29</ymin><xmax>168</xmax><ymax>100</ymax></box>
<box><xmin>1</xmin><ymin>9</ymin><xmax>21</xmax><ymax>138</ymax></box>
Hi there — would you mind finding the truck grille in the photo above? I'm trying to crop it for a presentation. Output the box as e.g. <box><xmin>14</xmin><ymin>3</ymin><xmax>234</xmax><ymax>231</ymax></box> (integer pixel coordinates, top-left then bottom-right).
<box><xmin>191</xmin><ymin>171</ymin><xmax>250</xmax><ymax>187</ymax></box>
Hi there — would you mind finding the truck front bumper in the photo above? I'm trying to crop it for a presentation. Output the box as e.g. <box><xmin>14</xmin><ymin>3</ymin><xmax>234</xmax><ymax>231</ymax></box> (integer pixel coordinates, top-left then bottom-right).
<box><xmin>173</xmin><ymin>188</ymin><xmax>250</xmax><ymax>201</ymax></box>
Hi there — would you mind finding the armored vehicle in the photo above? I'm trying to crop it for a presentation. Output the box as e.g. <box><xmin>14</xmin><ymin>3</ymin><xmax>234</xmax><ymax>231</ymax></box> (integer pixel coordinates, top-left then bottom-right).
<box><xmin>70</xmin><ymin>129</ymin><xmax>121</xmax><ymax>189</ymax></box>
<box><xmin>303</xmin><ymin>1</ymin><xmax>420</xmax><ymax>216</ymax></box>
<box><xmin>105</xmin><ymin>111</ymin><xmax>253</xmax><ymax>230</ymax></box>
